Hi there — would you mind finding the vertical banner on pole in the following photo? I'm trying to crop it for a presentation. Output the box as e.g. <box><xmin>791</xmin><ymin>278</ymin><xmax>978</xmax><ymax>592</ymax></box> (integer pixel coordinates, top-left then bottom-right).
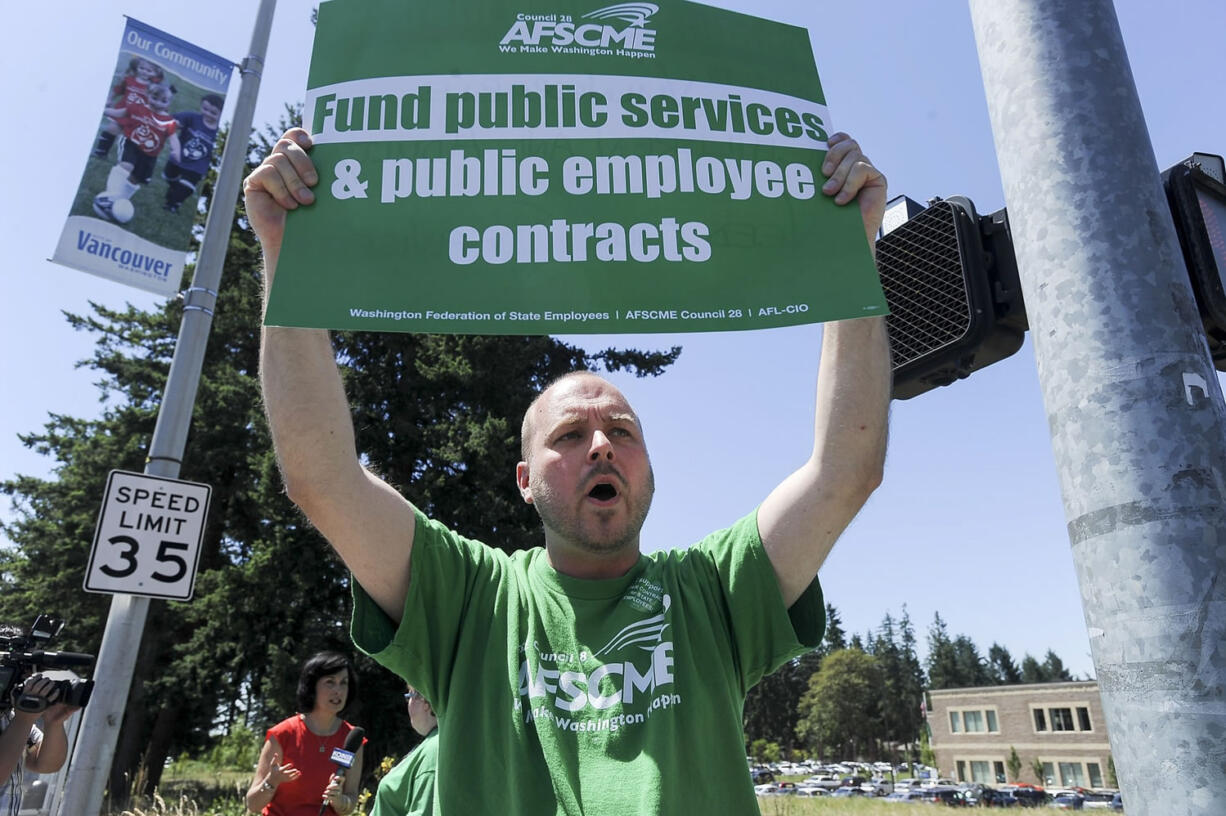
<box><xmin>52</xmin><ymin>18</ymin><xmax>236</xmax><ymax>297</ymax></box>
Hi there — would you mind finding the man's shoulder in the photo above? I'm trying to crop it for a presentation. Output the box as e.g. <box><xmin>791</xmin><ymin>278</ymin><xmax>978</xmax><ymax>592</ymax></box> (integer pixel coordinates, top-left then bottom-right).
<box><xmin>642</xmin><ymin>511</ymin><xmax>762</xmax><ymax>564</ymax></box>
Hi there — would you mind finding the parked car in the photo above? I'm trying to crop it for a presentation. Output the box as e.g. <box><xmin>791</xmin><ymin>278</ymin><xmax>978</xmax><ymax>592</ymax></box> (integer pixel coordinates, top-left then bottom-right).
<box><xmin>1109</xmin><ymin>792</ymin><xmax>1123</xmax><ymax>812</ymax></box>
<box><xmin>830</xmin><ymin>786</ymin><xmax>868</xmax><ymax>798</ymax></box>
<box><xmin>1052</xmin><ymin>792</ymin><xmax>1085</xmax><ymax>810</ymax></box>
<box><xmin>999</xmin><ymin>784</ymin><xmax>1048</xmax><ymax>807</ymax></box>
<box><xmin>1081</xmin><ymin>790</ymin><xmax>1118</xmax><ymax>809</ymax></box>
<box><xmin>795</xmin><ymin>784</ymin><xmax>828</xmax><ymax>798</ymax></box>
<box><xmin>861</xmin><ymin>776</ymin><xmax>894</xmax><ymax>796</ymax></box>
<box><xmin>921</xmin><ymin>786</ymin><xmax>969</xmax><ymax>807</ymax></box>
<box><xmin>751</xmin><ymin>769</ymin><xmax>775</xmax><ymax>785</ymax></box>
<box><xmin>803</xmin><ymin>774</ymin><xmax>843</xmax><ymax>790</ymax></box>
<box><xmin>883</xmin><ymin>790</ymin><xmax>929</xmax><ymax>804</ymax></box>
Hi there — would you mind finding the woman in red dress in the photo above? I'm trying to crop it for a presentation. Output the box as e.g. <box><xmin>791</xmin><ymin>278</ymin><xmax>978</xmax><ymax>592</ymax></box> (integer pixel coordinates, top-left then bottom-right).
<box><xmin>245</xmin><ymin>652</ymin><xmax>366</xmax><ymax>816</ymax></box>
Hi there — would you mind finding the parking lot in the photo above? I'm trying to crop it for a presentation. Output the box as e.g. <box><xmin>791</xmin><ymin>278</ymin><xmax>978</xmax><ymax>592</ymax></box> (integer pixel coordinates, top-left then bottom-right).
<box><xmin>750</xmin><ymin>759</ymin><xmax>1124</xmax><ymax>810</ymax></box>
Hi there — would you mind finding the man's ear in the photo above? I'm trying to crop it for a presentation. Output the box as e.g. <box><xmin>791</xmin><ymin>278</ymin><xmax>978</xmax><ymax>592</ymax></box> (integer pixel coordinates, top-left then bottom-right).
<box><xmin>516</xmin><ymin>461</ymin><xmax>534</xmax><ymax>504</ymax></box>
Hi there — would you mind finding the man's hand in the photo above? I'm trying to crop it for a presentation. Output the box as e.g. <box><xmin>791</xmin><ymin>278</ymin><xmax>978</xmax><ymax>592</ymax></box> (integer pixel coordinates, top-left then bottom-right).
<box><xmin>820</xmin><ymin>131</ymin><xmax>888</xmax><ymax>246</ymax></box>
<box><xmin>14</xmin><ymin>674</ymin><xmax>60</xmax><ymax>714</ymax></box>
<box><xmin>242</xmin><ymin>128</ymin><xmax>319</xmax><ymax>260</ymax></box>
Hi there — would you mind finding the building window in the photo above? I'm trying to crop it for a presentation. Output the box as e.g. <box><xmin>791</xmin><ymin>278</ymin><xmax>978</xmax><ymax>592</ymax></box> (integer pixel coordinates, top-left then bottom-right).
<box><xmin>947</xmin><ymin>708</ymin><xmax>998</xmax><ymax>733</ymax></box>
<box><xmin>956</xmin><ymin>760</ymin><xmax>967</xmax><ymax>781</ymax></box>
<box><xmin>1088</xmin><ymin>763</ymin><xmax>1103</xmax><ymax>788</ymax></box>
<box><xmin>1033</xmin><ymin>708</ymin><xmax>1047</xmax><ymax>731</ymax></box>
<box><xmin>1042</xmin><ymin>763</ymin><xmax>1055</xmax><ymax>786</ymax></box>
<box><xmin>1077</xmin><ymin>706</ymin><xmax>1093</xmax><ymax>731</ymax></box>
<box><xmin>1050</xmin><ymin>708</ymin><xmax>1076</xmax><ymax>731</ymax></box>
<box><xmin>994</xmin><ymin>761</ymin><xmax>1006</xmax><ymax>784</ymax></box>
<box><xmin>1059</xmin><ymin>762</ymin><xmax>1085</xmax><ymax>787</ymax></box>
<box><xmin>970</xmin><ymin>761</ymin><xmax>991</xmax><ymax>783</ymax></box>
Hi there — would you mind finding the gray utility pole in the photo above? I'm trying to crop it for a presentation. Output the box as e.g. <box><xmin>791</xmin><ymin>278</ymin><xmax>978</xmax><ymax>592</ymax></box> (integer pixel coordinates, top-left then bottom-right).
<box><xmin>968</xmin><ymin>1</ymin><xmax>1226</xmax><ymax>813</ymax></box>
<box><xmin>56</xmin><ymin>2</ymin><xmax>278</xmax><ymax>814</ymax></box>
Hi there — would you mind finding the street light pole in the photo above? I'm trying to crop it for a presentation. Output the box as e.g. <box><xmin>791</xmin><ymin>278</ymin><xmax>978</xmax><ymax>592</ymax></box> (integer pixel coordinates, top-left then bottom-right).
<box><xmin>55</xmin><ymin>2</ymin><xmax>277</xmax><ymax>814</ymax></box>
<box><xmin>968</xmin><ymin>1</ymin><xmax>1226</xmax><ymax>813</ymax></box>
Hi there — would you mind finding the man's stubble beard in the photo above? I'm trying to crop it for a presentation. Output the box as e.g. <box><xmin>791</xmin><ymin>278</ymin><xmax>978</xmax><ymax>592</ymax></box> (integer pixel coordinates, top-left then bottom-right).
<box><xmin>531</xmin><ymin>465</ymin><xmax>656</xmax><ymax>556</ymax></box>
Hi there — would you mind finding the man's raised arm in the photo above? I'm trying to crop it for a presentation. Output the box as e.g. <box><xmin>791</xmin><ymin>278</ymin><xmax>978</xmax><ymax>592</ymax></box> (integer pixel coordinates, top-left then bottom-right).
<box><xmin>758</xmin><ymin>132</ymin><xmax>892</xmax><ymax>606</ymax></box>
<box><xmin>245</xmin><ymin>128</ymin><xmax>416</xmax><ymax>621</ymax></box>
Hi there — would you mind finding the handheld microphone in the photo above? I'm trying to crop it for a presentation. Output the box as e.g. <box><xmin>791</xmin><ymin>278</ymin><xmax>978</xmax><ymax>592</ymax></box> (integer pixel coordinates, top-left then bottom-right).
<box><xmin>318</xmin><ymin>726</ymin><xmax>365</xmax><ymax>816</ymax></box>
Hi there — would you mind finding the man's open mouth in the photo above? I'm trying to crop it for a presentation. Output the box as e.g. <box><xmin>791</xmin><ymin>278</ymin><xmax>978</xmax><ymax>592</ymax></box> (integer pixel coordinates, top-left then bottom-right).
<box><xmin>588</xmin><ymin>483</ymin><xmax>618</xmax><ymax>501</ymax></box>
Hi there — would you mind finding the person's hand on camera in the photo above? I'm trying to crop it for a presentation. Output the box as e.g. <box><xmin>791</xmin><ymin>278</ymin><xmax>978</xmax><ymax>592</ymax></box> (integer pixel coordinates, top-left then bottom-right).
<box><xmin>14</xmin><ymin>674</ymin><xmax>61</xmax><ymax>715</ymax></box>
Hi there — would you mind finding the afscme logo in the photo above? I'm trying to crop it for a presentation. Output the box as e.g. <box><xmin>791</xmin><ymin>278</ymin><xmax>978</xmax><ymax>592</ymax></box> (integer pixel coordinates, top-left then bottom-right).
<box><xmin>499</xmin><ymin>3</ymin><xmax>659</xmax><ymax>53</ymax></box>
<box><xmin>583</xmin><ymin>3</ymin><xmax>659</xmax><ymax>26</ymax></box>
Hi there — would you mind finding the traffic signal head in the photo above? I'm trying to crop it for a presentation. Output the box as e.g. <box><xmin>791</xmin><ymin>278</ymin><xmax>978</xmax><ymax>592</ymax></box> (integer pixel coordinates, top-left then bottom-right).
<box><xmin>1162</xmin><ymin>153</ymin><xmax>1226</xmax><ymax>370</ymax></box>
<box><xmin>875</xmin><ymin>195</ymin><xmax>1028</xmax><ymax>400</ymax></box>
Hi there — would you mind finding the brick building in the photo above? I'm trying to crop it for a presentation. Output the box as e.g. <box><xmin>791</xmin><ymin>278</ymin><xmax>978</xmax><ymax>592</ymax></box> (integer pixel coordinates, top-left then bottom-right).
<box><xmin>925</xmin><ymin>681</ymin><xmax>1113</xmax><ymax>789</ymax></box>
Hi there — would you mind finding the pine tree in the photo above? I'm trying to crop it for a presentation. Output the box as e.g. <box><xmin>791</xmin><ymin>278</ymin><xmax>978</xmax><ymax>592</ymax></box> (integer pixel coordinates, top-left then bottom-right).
<box><xmin>1020</xmin><ymin>654</ymin><xmax>1048</xmax><ymax>683</ymax></box>
<box><xmin>988</xmin><ymin>643</ymin><xmax>1023</xmax><ymax>684</ymax></box>
<box><xmin>822</xmin><ymin>602</ymin><xmax>846</xmax><ymax>653</ymax></box>
<box><xmin>1041</xmin><ymin>649</ymin><xmax>1075</xmax><ymax>681</ymax></box>
<box><xmin>925</xmin><ymin>612</ymin><xmax>959</xmax><ymax>690</ymax></box>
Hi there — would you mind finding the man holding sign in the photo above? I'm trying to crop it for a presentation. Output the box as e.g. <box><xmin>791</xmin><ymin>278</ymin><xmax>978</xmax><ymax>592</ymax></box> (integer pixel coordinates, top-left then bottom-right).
<box><xmin>247</xmin><ymin>123</ymin><xmax>888</xmax><ymax>813</ymax></box>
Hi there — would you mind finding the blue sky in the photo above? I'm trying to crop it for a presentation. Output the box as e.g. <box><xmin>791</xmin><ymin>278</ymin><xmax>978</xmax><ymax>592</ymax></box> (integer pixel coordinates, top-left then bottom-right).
<box><xmin>3</xmin><ymin>0</ymin><xmax>1224</xmax><ymax>681</ymax></box>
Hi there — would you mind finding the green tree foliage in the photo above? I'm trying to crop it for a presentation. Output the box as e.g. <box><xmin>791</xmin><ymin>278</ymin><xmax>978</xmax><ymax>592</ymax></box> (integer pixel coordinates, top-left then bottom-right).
<box><xmin>1021</xmin><ymin>654</ymin><xmax>1045</xmax><ymax>683</ymax></box>
<box><xmin>919</xmin><ymin>727</ymin><xmax>935</xmax><ymax>769</ymax></box>
<box><xmin>1019</xmin><ymin>650</ymin><xmax>1075</xmax><ymax>684</ymax></box>
<box><xmin>1031</xmin><ymin>757</ymin><xmax>1047</xmax><ymax>785</ymax></box>
<box><xmin>951</xmin><ymin>635</ymin><xmax>992</xmax><ymax>687</ymax></box>
<box><xmin>1006</xmin><ymin>746</ymin><xmax>1022</xmax><ymax>783</ymax></box>
<box><xmin>0</xmin><ymin>112</ymin><xmax>677</xmax><ymax>806</ymax></box>
<box><xmin>1041</xmin><ymin>649</ymin><xmax>1075</xmax><ymax>681</ymax></box>
<box><xmin>795</xmin><ymin>648</ymin><xmax>884</xmax><ymax>760</ymax></box>
<box><xmin>928</xmin><ymin>615</ymin><xmax>1061</xmax><ymax>690</ymax></box>
<box><xmin>866</xmin><ymin>608</ymin><xmax>926</xmax><ymax>761</ymax></box>
<box><xmin>925</xmin><ymin>612</ymin><xmax>960</xmax><ymax>690</ymax></box>
<box><xmin>988</xmin><ymin>643</ymin><xmax>1023</xmax><ymax>684</ymax></box>
<box><xmin>742</xmin><ymin>649</ymin><xmax>821</xmax><ymax>755</ymax></box>
<box><xmin>822</xmin><ymin>602</ymin><xmax>847</xmax><ymax>652</ymax></box>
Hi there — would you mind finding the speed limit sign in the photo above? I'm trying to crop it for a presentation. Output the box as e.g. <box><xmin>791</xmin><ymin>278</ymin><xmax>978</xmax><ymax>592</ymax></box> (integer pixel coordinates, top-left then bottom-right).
<box><xmin>85</xmin><ymin>470</ymin><xmax>212</xmax><ymax>601</ymax></box>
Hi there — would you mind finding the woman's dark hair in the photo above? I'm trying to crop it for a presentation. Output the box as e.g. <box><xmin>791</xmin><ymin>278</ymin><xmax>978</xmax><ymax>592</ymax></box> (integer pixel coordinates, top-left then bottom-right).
<box><xmin>295</xmin><ymin>651</ymin><xmax>358</xmax><ymax>716</ymax></box>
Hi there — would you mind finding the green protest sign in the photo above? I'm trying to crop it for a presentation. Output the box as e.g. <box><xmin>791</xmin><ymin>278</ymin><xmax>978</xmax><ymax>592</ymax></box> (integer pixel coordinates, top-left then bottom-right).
<box><xmin>266</xmin><ymin>0</ymin><xmax>886</xmax><ymax>334</ymax></box>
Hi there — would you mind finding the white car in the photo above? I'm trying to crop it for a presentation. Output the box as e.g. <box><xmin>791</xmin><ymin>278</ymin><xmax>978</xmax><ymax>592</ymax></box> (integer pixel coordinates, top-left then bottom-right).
<box><xmin>861</xmin><ymin>777</ymin><xmax>894</xmax><ymax>796</ymax></box>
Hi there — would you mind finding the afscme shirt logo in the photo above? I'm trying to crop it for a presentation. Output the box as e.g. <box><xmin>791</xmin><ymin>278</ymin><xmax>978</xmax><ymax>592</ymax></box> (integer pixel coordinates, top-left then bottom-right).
<box><xmin>500</xmin><ymin>3</ymin><xmax>659</xmax><ymax>53</ymax></box>
<box><xmin>518</xmin><ymin>595</ymin><xmax>674</xmax><ymax>713</ymax></box>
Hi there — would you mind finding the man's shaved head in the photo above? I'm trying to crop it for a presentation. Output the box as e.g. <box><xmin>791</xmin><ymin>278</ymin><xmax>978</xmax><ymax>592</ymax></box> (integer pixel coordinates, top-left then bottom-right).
<box><xmin>521</xmin><ymin>371</ymin><xmax>642</xmax><ymax>462</ymax></box>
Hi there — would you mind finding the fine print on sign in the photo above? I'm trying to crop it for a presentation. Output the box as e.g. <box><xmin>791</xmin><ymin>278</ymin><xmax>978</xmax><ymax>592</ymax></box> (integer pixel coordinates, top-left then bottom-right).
<box><xmin>266</xmin><ymin>0</ymin><xmax>886</xmax><ymax>336</ymax></box>
<box><xmin>85</xmin><ymin>470</ymin><xmax>212</xmax><ymax>601</ymax></box>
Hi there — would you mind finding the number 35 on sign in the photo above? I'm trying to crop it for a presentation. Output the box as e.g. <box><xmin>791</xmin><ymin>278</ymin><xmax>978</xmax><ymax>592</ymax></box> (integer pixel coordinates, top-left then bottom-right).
<box><xmin>85</xmin><ymin>470</ymin><xmax>212</xmax><ymax>601</ymax></box>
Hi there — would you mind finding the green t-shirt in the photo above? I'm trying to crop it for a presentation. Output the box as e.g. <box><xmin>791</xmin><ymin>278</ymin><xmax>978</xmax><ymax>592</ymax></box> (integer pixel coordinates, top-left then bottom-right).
<box><xmin>351</xmin><ymin>509</ymin><xmax>824</xmax><ymax>815</ymax></box>
<box><xmin>370</xmin><ymin>728</ymin><xmax>437</xmax><ymax>816</ymax></box>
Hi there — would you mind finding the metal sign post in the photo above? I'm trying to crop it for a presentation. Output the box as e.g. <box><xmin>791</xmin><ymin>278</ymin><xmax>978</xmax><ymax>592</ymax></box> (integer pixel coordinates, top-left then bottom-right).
<box><xmin>968</xmin><ymin>1</ymin><xmax>1226</xmax><ymax>812</ymax></box>
<box><xmin>57</xmin><ymin>2</ymin><xmax>278</xmax><ymax>813</ymax></box>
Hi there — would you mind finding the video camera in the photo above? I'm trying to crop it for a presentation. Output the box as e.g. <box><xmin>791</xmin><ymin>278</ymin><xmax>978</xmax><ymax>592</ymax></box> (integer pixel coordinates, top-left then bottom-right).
<box><xmin>0</xmin><ymin>615</ymin><xmax>95</xmax><ymax>713</ymax></box>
